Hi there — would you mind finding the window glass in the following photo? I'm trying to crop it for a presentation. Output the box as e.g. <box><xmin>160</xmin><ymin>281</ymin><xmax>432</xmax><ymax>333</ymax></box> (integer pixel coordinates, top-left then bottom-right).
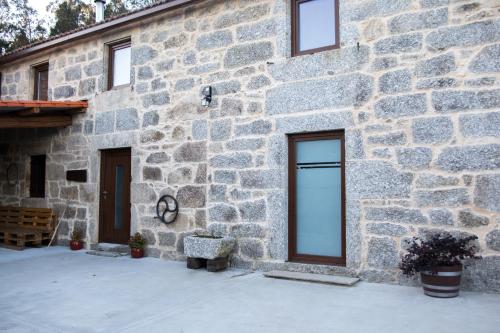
<box><xmin>112</xmin><ymin>46</ymin><xmax>131</xmax><ymax>87</ymax></box>
<box><xmin>298</xmin><ymin>0</ymin><xmax>337</xmax><ymax>53</ymax></box>
<box><xmin>34</xmin><ymin>64</ymin><xmax>49</xmax><ymax>100</ymax></box>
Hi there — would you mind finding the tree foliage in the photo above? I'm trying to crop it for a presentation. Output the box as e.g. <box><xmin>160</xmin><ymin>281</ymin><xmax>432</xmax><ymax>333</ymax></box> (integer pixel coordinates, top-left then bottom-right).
<box><xmin>0</xmin><ymin>0</ymin><xmax>158</xmax><ymax>54</ymax></box>
<box><xmin>0</xmin><ymin>0</ymin><xmax>47</xmax><ymax>54</ymax></box>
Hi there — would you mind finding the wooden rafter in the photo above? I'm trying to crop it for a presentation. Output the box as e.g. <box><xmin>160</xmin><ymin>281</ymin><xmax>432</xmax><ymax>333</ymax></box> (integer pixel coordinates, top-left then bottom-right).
<box><xmin>0</xmin><ymin>115</ymin><xmax>72</xmax><ymax>129</ymax></box>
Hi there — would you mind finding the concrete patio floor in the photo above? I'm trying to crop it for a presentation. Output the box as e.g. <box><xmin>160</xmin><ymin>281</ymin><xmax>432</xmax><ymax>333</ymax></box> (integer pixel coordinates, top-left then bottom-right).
<box><xmin>0</xmin><ymin>247</ymin><xmax>499</xmax><ymax>333</ymax></box>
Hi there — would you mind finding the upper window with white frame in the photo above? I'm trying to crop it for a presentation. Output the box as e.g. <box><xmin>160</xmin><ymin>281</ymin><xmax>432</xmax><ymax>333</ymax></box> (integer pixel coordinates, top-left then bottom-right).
<box><xmin>292</xmin><ymin>0</ymin><xmax>340</xmax><ymax>56</ymax></box>
<box><xmin>108</xmin><ymin>38</ymin><xmax>131</xmax><ymax>90</ymax></box>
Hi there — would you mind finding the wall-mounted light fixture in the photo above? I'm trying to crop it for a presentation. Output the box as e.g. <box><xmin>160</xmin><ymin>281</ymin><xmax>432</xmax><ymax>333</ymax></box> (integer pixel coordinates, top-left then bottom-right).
<box><xmin>201</xmin><ymin>86</ymin><xmax>212</xmax><ymax>108</ymax></box>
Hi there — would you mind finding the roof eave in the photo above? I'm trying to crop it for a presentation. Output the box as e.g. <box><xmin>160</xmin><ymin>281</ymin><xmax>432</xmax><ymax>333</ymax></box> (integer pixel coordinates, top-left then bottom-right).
<box><xmin>0</xmin><ymin>0</ymin><xmax>199</xmax><ymax>66</ymax></box>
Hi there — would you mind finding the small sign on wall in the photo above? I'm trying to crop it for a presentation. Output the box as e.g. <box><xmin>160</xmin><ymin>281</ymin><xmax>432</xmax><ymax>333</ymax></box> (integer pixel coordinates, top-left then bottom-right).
<box><xmin>66</xmin><ymin>170</ymin><xmax>87</xmax><ymax>182</ymax></box>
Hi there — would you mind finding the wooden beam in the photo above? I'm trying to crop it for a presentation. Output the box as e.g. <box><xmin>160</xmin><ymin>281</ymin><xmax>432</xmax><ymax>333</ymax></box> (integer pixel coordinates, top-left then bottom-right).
<box><xmin>0</xmin><ymin>115</ymin><xmax>72</xmax><ymax>128</ymax></box>
<box><xmin>0</xmin><ymin>100</ymin><xmax>88</xmax><ymax>108</ymax></box>
<box><xmin>17</xmin><ymin>107</ymin><xmax>40</xmax><ymax>116</ymax></box>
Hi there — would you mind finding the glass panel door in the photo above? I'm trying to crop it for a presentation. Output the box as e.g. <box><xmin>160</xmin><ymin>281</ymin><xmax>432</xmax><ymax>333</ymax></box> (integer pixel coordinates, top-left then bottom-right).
<box><xmin>289</xmin><ymin>131</ymin><xmax>345</xmax><ymax>265</ymax></box>
<box><xmin>114</xmin><ymin>165</ymin><xmax>124</xmax><ymax>230</ymax></box>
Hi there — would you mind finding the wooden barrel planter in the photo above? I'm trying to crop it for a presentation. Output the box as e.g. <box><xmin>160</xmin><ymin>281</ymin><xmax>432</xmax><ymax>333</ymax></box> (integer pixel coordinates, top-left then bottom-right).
<box><xmin>420</xmin><ymin>265</ymin><xmax>462</xmax><ymax>298</ymax></box>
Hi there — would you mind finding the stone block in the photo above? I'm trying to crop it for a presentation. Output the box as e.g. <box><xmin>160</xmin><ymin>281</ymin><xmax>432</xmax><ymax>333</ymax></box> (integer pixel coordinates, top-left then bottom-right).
<box><xmin>95</xmin><ymin>111</ymin><xmax>114</xmax><ymax>135</ymax></box>
<box><xmin>365</xmin><ymin>207</ymin><xmax>427</xmax><ymax>224</ymax></box>
<box><xmin>436</xmin><ymin>144</ymin><xmax>500</xmax><ymax>172</ymax></box>
<box><xmin>163</xmin><ymin>34</ymin><xmax>188</xmax><ymax>49</ymax></box>
<box><xmin>469</xmin><ymin>44</ymin><xmax>500</xmax><ymax>73</ymax></box>
<box><xmin>237</xmin><ymin>18</ymin><xmax>276</xmax><ymax>41</ymax></box>
<box><xmin>415</xmin><ymin>53</ymin><xmax>456</xmax><ymax>77</ymax></box>
<box><xmin>141</xmin><ymin>130</ymin><xmax>165</xmax><ymax>143</ymax></box>
<box><xmin>214</xmin><ymin>4</ymin><xmax>270</xmax><ymax>29</ymax></box>
<box><xmin>367</xmin><ymin>237</ymin><xmax>398</xmax><ymax>268</ymax></box>
<box><xmin>226</xmin><ymin>138</ymin><xmax>264</xmax><ymax>151</ymax></box>
<box><xmin>210</xmin><ymin>153</ymin><xmax>252</xmax><ymax>169</ymax></box>
<box><xmin>347</xmin><ymin>161</ymin><xmax>413</xmax><ymax>199</ymax></box>
<box><xmin>155</xmin><ymin>59</ymin><xmax>175</xmax><ymax>72</ymax></box>
<box><xmin>176</xmin><ymin>186</ymin><xmax>205</xmax><ymax>208</ymax></box>
<box><xmin>65</xmin><ymin>65</ymin><xmax>81</xmax><ymax>81</ymax></box>
<box><xmin>379</xmin><ymin>69</ymin><xmax>411</xmax><ymax>94</ymax></box>
<box><xmin>416</xmin><ymin>189</ymin><xmax>470</xmax><ymax>207</ymax></box>
<box><xmin>235</xmin><ymin>120</ymin><xmax>272</xmax><ymax>136</ymax></box>
<box><xmin>416</xmin><ymin>77</ymin><xmax>457</xmax><ymax>90</ymax></box>
<box><xmin>214</xmin><ymin>170</ymin><xmax>236</xmax><ymax>184</ymax></box>
<box><xmin>192</xmin><ymin>120</ymin><xmax>208</xmax><ymax>140</ymax></box>
<box><xmin>459</xmin><ymin>112</ymin><xmax>500</xmax><ymax>138</ymax></box>
<box><xmin>174</xmin><ymin>78</ymin><xmax>195</xmax><ymax>91</ymax></box>
<box><xmin>366</xmin><ymin>223</ymin><xmax>408</xmax><ymax>236</ymax></box>
<box><xmin>370</xmin><ymin>57</ymin><xmax>398</xmax><ymax>71</ymax></box>
<box><xmin>429</xmin><ymin>209</ymin><xmax>454</xmax><ymax>225</ymax></box>
<box><xmin>240</xmin><ymin>170</ymin><xmax>281</xmax><ymax>189</ymax></box>
<box><xmin>142</xmin><ymin>111</ymin><xmax>159</xmax><ymax>128</ymax></box>
<box><xmin>211</xmin><ymin>80</ymin><xmax>241</xmax><ymax>95</ymax></box>
<box><xmin>116</xmin><ymin>108</ymin><xmax>139</xmax><ymax>131</ymax></box>
<box><xmin>146</xmin><ymin>152</ymin><xmax>169</xmax><ymax>165</ymax></box>
<box><xmin>266</xmin><ymin>74</ymin><xmax>373</xmax><ymax>115</ymax></box>
<box><xmin>247</xmin><ymin>75</ymin><xmax>271</xmax><ymax>90</ymax></box>
<box><xmin>54</xmin><ymin>86</ymin><xmax>75</xmax><ymax>99</ymax></box>
<box><xmin>416</xmin><ymin>174</ymin><xmax>459</xmax><ymax>188</ymax></box>
<box><xmin>269</xmin><ymin>46</ymin><xmax>369</xmax><ymax>81</ymax></box>
<box><xmin>143</xmin><ymin>166</ymin><xmax>161</xmax><ymax>181</ymax></box>
<box><xmin>224</xmin><ymin>41</ymin><xmax>273</xmax><ymax>68</ymax></box>
<box><xmin>196</xmin><ymin>30</ymin><xmax>233</xmax><ymax>50</ymax></box>
<box><xmin>141</xmin><ymin>229</ymin><xmax>156</xmax><ymax>246</ymax></box>
<box><xmin>396</xmin><ymin>147</ymin><xmax>432</xmax><ymax>169</ymax></box>
<box><xmin>238</xmin><ymin>199</ymin><xmax>266</xmax><ymax>222</ymax></box>
<box><xmin>174</xmin><ymin>142</ymin><xmax>207</xmax><ymax>162</ymax></box>
<box><xmin>388</xmin><ymin>8</ymin><xmax>448</xmax><ymax>33</ymax></box>
<box><xmin>83</xmin><ymin>61</ymin><xmax>102</xmax><ymax>76</ymax></box>
<box><xmin>210</xmin><ymin>119</ymin><xmax>232</xmax><ymax>141</ymax></box>
<box><xmin>239</xmin><ymin>238</ymin><xmax>264</xmax><ymax>259</ymax></box>
<box><xmin>367</xmin><ymin>132</ymin><xmax>406</xmax><ymax>146</ymax></box>
<box><xmin>78</xmin><ymin>78</ymin><xmax>96</xmax><ymax>96</ymax></box>
<box><xmin>486</xmin><ymin>230</ymin><xmax>500</xmax><ymax>252</ymax></box>
<box><xmin>374</xmin><ymin>33</ymin><xmax>422</xmax><ymax>54</ymax></box>
<box><xmin>230</xmin><ymin>224</ymin><xmax>265</xmax><ymax>238</ymax></box>
<box><xmin>195</xmin><ymin>164</ymin><xmax>207</xmax><ymax>184</ymax></box>
<box><xmin>474</xmin><ymin>174</ymin><xmax>500</xmax><ymax>212</ymax></box>
<box><xmin>132</xmin><ymin>46</ymin><xmax>158</xmax><ymax>65</ymax></box>
<box><xmin>374</xmin><ymin>94</ymin><xmax>427</xmax><ymax>118</ymax></box>
<box><xmin>344</xmin><ymin>0</ymin><xmax>411</xmax><ymax>22</ymax></box>
<box><xmin>426</xmin><ymin>20</ymin><xmax>500</xmax><ymax>50</ymax></box>
<box><xmin>158</xmin><ymin>232</ymin><xmax>176</xmax><ymax>247</ymax></box>
<box><xmin>142</xmin><ymin>91</ymin><xmax>170</xmax><ymax>108</ymax></box>
<box><xmin>131</xmin><ymin>183</ymin><xmax>157</xmax><ymax>204</ymax></box>
<box><xmin>209</xmin><ymin>204</ymin><xmax>238</xmax><ymax>222</ymax></box>
<box><xmin>458</xmin><ymin>209</ymin><xmax>489</xmax><ymax>228</ymax></box>
<box><xmin>184</xmin><ymin>236</ymin><xmax>235</xmax><ymax>260</ymax></box>
<box><xmin>412</xmin><ymin>116</ymin><xmax>453</xmax><ymax>144</ymax></box>
<box><xmin>137</xmin><ymin>66</ymin><xmax>153</xmax><ymax>80</ymax></box>
<box><xmin>209</xmin><ymin>185</ymin><xmax>226</xmax><ymax>202</ymax></box>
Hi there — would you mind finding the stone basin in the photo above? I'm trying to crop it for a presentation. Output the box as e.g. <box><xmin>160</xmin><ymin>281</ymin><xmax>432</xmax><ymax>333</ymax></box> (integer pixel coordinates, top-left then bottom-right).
<box><xmin>184</xmin><ymin>235</ymin><xmax>235</xmax><ymax>260</ymax></box>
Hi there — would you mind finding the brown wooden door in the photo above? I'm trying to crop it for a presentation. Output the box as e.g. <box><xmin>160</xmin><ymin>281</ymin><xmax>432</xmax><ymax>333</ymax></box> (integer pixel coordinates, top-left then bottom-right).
<box><xmin>99</xmin><ymin>148</ymin><xmax>131</xmax><ymax>244</ymax></box>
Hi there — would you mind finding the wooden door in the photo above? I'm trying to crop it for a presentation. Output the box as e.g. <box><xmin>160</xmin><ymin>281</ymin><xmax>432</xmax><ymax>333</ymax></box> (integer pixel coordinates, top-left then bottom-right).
<box><xmin>99</xmin><ymin>148</ymin><xmax>131</xmax><ymax>244</ymax></box>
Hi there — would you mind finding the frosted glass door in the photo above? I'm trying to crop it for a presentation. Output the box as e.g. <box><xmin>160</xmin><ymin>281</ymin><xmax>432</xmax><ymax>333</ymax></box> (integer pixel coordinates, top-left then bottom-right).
<box><xmin>290</xmin><ymin>134</ymin><xmax>344</xmax><ymax>262</ymax></box>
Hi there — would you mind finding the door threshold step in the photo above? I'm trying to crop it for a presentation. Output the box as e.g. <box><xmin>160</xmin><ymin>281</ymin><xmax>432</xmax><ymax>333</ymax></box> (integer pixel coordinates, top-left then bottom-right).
<box><xmin>97</xmin><ymin>243</ymin><xmax>129</xmax><ymax>253</ymax></box>
<box><xmin>263</xmin><ymin>270</ymin><xmax>359</xmax><ymax>286</ymax></box>
<box><xmin>86</xmin><ymin>250</ymin><xmax>128</xmax><ymax>258</ymax></box>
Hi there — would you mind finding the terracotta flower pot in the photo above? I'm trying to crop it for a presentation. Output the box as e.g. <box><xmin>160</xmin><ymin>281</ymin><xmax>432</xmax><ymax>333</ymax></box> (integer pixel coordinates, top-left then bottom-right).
<box><xmin>420</xmin><ymin>264</ymin><xmax>462</xmax><ymax>298</ymax></box>
<box><xmin>70</xmin><ymin>240</ymin><xmax>83</xmax><ymax>251</ymax></box>
<box><xmin>131</xmin><ymin>247</ymin><xmax>144</xmax><ymax>259</ymax></box>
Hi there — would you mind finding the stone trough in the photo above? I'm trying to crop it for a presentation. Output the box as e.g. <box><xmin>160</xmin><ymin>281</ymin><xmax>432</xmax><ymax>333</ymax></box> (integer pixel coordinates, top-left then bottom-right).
<box><xmin>184</xmin><ymin>235</ymin><xmax>236</xmax><ymax>272</ymax></box>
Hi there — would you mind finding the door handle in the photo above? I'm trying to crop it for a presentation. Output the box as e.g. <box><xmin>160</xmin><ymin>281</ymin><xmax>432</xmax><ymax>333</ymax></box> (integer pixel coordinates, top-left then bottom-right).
<box><xmin>102</xmin><ymin>191</ymin><xmax>108</xmax><ymax>199</ymax></box>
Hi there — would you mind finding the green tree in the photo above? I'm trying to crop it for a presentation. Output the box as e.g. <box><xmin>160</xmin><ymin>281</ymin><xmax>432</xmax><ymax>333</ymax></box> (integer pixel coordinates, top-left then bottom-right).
<box><xmin>0</xmin><ymin>0</ymin><xmax>46</xmax><ymax>54</ymax></box>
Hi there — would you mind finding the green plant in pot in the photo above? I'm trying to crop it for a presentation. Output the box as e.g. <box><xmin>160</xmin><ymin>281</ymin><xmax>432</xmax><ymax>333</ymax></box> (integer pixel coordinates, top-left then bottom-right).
<box><xmin>129</xmin><ymin>232</ymin><xmax>146</xmax><ymax>259</ymax></box>
<box><xmin>400</xmin><ymin>233</ymin><xmax>480</xmax><ymax>298</ymax></box>
<box><xmin>70</xmin><ymin>230</ymin><xmax>84</xmax><ymax>251</ymax></box>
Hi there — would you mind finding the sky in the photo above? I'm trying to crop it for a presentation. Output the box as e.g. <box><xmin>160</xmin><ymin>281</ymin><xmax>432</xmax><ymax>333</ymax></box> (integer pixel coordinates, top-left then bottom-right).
<box><xmin>29</xmin><ymin>0</ymin><xmax>51</xmax><ymax>16</ymax></box>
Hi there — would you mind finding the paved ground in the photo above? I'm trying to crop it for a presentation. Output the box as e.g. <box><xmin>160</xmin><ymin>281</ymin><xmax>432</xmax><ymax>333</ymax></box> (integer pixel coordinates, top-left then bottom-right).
<box><xmin>1</xmin><ymin>247</ymin><xmax>499</xmax><ymax>333</ymax></box>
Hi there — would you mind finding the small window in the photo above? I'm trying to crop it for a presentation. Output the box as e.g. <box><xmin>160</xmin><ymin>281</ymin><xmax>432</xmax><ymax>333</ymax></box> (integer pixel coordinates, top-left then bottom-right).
<box><xmin>108</xmin><ymin>39</ymin><xmax>131</xmax><ymax>89</ymax></box>
<box><xmin>30</xmin><ymin>155</ymin><xmax>46</xmax><ymax>198</ymax></box>
<box><xmin>292</xmin><ymin>0</ymin><xmax>340</xmax><ymax>56</ymax></box>
<box><xmin>33</xmin><ymin>63</ymin><xmax>49</xmax><ymax>100</ymax></box>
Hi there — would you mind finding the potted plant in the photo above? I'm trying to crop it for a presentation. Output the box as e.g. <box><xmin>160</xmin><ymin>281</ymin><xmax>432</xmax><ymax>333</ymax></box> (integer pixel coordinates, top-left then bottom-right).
<box><xmin>69</xmin><ymin>230</ymin><xmax>84</xmax><ymax>251</ymax></box>
<box><xmin>129</xmin><ymin>232</ymin><xmax>146</xmax><ymax>259</ymax></box>
<box><xmin>400</xmin><ymin>233</ymin><xmax>480</xmax><ymax>298</ymax></box>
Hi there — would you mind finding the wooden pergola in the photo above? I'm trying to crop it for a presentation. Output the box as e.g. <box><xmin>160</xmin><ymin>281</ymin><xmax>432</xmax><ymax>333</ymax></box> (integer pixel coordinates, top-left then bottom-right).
<box><xmin>0</xmin><ymin>100</ymin><xmax>87</xmax><ymax>129</ymax></box>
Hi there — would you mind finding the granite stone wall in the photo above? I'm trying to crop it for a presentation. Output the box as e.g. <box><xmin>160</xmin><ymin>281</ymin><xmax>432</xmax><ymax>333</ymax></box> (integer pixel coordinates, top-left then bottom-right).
<box><xmin>0</xmin><ymin>0</ymin><xmax>499</xmax><ymax>291</ymax></box>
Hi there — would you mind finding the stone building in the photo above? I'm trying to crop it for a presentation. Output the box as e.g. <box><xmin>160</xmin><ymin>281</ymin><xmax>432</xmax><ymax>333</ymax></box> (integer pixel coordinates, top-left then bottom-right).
<box><xmin>0</xmin><ymin>0</ymin><xmax>499</xmax><ymax>291</ymax></box>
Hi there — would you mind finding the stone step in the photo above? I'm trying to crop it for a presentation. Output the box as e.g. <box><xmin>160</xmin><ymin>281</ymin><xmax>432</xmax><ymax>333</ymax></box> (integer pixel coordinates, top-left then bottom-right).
<box><xmin>263</xmin><ymin>270</ymin><xmax>360</xmax><ymax>286</ymax></box>
<box><xmin>97</xmin><ymin>243</ymin><xmax>129</xmax><ymax>254</ymax></box>
<box><xmin>86</xmin><ymin>250</ymin><xmax>127</xmax><ymax>258</ymax></box>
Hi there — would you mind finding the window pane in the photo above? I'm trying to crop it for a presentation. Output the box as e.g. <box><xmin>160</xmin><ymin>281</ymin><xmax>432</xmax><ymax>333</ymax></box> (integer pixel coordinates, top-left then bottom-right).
<box><xmin>298</xmin><ymin>0</ymin><xmax>336</xmax><ymax>52</ymax></box>
<box><xmin>114</xmin><ymin>164</ymin><xmax>124</xmax><ymax>230</ymax></box>
<box><xmin>295</xmin><ymin>139</ymin><xmax>342</xmax><ymax>257</ymax></box>
<box><xmin>113</xmin><ymin>47</ymin><xmax>131</xmax><ymax>87</ymax></box>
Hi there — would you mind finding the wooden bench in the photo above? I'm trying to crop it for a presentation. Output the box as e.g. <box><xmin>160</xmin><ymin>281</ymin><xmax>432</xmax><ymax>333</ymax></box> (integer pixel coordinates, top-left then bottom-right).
<box><xmin>0</xmin><ymin>207</ymin><xmax>56</xmax><ymax>250</ymax></box>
